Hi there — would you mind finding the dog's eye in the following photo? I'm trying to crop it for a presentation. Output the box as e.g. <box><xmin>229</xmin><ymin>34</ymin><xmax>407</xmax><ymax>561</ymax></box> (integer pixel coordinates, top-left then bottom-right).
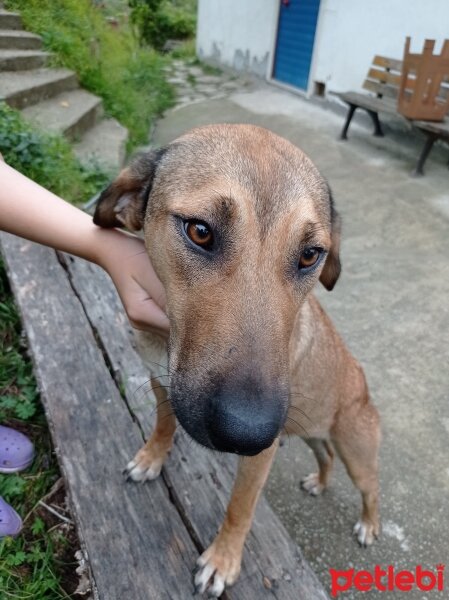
<box><xmin>184</xmin><ymin>220</ymin><xmax>213</xmax><ymax>250</ymax></box>
<box><xmin>298</xmin><ymin>247</ymin><xmax>321</xmax><ymax>269</ymax></box>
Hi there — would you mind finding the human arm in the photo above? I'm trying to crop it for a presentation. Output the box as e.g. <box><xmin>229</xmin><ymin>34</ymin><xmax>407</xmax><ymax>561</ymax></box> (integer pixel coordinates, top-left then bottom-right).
<box><xmin>0</xmin><ymin>160</ymin><xmax>169</xmax><ymax>335</ymax></box>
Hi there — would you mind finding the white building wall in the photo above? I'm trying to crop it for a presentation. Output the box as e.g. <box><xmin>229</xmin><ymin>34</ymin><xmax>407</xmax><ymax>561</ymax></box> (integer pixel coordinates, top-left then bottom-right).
<box><xmin>196</xmin><ymin>0</ymin><xmax>278</xmax><ymax>77</ymax></box>
<box><xmin>313</xmin><ymin>0</ymin><xmax>449</xmax><ymax>93</ymax></box>
<box><xmin>197</xmin><ymin>0</ymin><xmax>449</xmax><ymax>94</ymax></box>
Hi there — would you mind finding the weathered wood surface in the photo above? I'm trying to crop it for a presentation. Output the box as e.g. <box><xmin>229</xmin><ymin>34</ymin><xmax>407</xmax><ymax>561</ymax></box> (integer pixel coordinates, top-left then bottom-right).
<box><xmin>0</xmin><ymin>233</ymin><xmax>197</xmax><ymax>600</ymax></box>
<box><xmin>414</xmin><ymin>118</ymin><xmax>449</xmax><ymax>137</ymax></box>
<box><xmin>398</xmin><ymin>37</ymin><xmax>449</xmax><ymax>121</ymax></box>
<box><xmin>337</xmin><ymin>91</ymin><xmax>399</xmax><ymax>115</ymax></box>
<box><xmin>1</xmin><ymin>232</ymin><xmax>329</xmax><ymax>600</ymax></box>
<box><xmin>65</xmin><ymin>256</ymin><xmax>329</xmax><ymax>600</ymax></box>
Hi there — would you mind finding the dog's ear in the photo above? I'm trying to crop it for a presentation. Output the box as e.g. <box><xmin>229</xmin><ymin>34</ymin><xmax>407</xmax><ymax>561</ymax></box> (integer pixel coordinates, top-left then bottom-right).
<box><xmin>93</xmin><ymin>148</ymin><xmax>166</xmax><ymax>231</ymax></box>
<box><xmin>319</xmin><ymin>188</ymin><xmax>341</xmax><ymax>291</ymax></box>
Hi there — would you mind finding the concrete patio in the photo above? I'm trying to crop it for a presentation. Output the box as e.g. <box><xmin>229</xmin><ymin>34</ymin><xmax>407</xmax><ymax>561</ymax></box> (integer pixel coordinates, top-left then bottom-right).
<box><xmin>152</xmin><ymin>82</ymin><xmax>449</xmax><ymax>599</ymax></box>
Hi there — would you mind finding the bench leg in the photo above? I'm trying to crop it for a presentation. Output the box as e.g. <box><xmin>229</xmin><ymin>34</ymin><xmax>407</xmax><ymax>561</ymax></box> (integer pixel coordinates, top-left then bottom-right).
<box><xmin>412</xmin><ymin>133</ymin><xmax>437</xmax><ymax>177</ymax></box>
<box><xmin>367</xmin><ymin>110</ymin><xmax>384</xmax><ymax>137</ymax></box>
<box><xmin>339</xmin><ymin>104</ymin><xmax>357</xmax><ymax>140</ymax></box>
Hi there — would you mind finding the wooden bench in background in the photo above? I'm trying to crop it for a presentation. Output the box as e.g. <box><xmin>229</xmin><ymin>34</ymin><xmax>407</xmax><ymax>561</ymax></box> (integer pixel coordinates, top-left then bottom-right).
<box><xmin>0</xmin><ymin>232</ymin><xmax>329</xmax><ymax>600</ymax></box>
<box><xmin>335</xmin><ymin>55</ymin><xmax>449</xmax><ymax>176</ymax></box>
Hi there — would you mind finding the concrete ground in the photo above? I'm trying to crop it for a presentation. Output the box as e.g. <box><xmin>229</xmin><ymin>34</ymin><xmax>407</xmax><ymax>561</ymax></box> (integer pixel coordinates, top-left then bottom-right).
<box><xmin>152</xmin><ymin>82</ymin><xmax>449</xmax><ymax>599</ymax></box>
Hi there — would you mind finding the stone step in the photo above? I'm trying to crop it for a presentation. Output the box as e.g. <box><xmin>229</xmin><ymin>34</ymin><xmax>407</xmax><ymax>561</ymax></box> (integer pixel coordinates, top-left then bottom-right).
<box><xmin>0</xmin><ymin>29</ymin><xmax>42</xmax><ymax>50</ymax></box>
<box><xmin>0</xmin><ymin>9</ymin><xmax>22</xmax><ymax>30</ymax></box>
<box><xmin>0</xmin><ymin>49</ymin><xmax>49</xmax><ymax>71</ymax></box>
<box><xmin>0</xmin><ymin>67</ymin><xmax>78</xmax><ymax>109</ymax></box>
<box><xmin>22</xmin><ymin>89</ymin><xmax>104</xmax><ymax>141</ymax></box>
<box><xmin>74</xmin><ymin>118</ymin><xmax>128</xmax><ymax>172</ymax></box>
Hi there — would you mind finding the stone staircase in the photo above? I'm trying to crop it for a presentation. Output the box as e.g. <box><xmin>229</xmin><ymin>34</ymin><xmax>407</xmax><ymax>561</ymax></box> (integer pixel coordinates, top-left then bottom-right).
<box><xmin>0</xmin><ymin>7</ymin><xmax>128</xmax><ymax>171</ymax></box>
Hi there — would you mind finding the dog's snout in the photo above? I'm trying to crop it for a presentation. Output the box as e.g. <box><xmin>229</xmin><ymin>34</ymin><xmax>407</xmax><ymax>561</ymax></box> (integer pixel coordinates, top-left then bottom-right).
<box><xmin>209</xmin><ymin>387</ymin><xmax>285</xmax><ymax>456</ymax></box>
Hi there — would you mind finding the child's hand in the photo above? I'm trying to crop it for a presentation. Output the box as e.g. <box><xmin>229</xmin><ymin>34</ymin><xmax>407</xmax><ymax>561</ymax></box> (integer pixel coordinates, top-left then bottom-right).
<box><xmin>97</xmin><ymin>231</ymin><xmax>169</xmax><ymax>336</ymax></box>
<box><xmin>0</xmin><ymin>160</ymin><xmax>169</xmax><ymax>335</ymax></box>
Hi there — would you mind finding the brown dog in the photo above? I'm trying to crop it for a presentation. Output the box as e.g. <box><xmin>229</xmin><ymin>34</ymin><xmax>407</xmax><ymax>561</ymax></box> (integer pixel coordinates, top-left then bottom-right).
<box><xmin>93</xmin><ymin>124</ymin><xmax>381</xmax><ymax>597</ymax></box>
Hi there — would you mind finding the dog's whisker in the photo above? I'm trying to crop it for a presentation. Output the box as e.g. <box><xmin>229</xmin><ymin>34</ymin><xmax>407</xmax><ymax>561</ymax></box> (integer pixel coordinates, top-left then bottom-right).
<box><xmin>129</xmin><ymin>376</ymin><xmax>171</xmax><ymax>403</ymax></box>
<box><xmin>280</xmin><ymin>428</ymin><xmax>295</xmax><ymax>455</ymax></box>
<box><xmin>149</xmin><ymin>369</ymin><xmax>171</xmax><ymax>377</ymax></box>
<box><xmin>285</xmin><ymin>416</ymin><xmax>309</xmax><ymax>437</ymax></box>
<box><xmin>157</xmin><ymin>411</ymin><xmax>176</xmax><ymax>423</ymax></box>
<box><xmin>139</xmin><ymin>359</ymin><xmax>174</xmax><ymax>375</ymax></box>
<box><xmin>131</xmin><ymin>394</ymin><xmax>173</xmax><ymax>421</ymax></box>
<box><xmin>132</xmin><ymin>384</ymin><xmax>172</xmax><ymax>407</ymax></box>
<box><xmin>287</xmin><ymin>405</ymin><xmax>314</xmax><ymax>425</ymax></box>
<box><xmin>139</xmin><ymin>397</ymin><xmax>173</xmax><ymax>419</ymax></box>
<box><xmin>286</xmin><ymin>391</ymin><xmax>318</xmax><ymax>403</ymax></box>
<box><xmin>130</xmin><ymin>378</ymin><xmax>153</xmax><ymax>399</ymax></box>
<box><xmin>288</xmin><ymin>404</ymin><xmax>311</xmax><ymax>417</ymax></box>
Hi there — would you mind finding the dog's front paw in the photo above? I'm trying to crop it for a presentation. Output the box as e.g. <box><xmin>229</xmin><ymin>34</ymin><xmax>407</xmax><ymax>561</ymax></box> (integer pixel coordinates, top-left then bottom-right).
<box><xmin>353</xmin><ymin>519</ymin><xmax>379</xmax><ymax>547</ymax></box>
<box><xmin>300</xmin><ymin>472</ymin><xmax>324</xmax><ymax>496</ymax></box>
<box><xmin>194</xmin><ymin>541</ymin><xmax>242</xmax><ymax>597</ymax></box>
<box><xmin>124</xmin><ymin>445</ymin><xmax>164</xmax><ymax>483</ymax></box>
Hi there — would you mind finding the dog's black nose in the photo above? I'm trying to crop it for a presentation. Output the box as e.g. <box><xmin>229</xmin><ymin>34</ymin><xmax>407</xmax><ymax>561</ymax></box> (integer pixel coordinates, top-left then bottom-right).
<box><xmin>208</xmin><ymin>387</ymin><xmax>284</xmax><ymax>456</ymax></box>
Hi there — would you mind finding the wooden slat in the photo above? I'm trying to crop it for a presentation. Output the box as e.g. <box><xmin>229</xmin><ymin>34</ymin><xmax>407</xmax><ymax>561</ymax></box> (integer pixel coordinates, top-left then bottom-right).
<box><xmin>362</xmin><ymin>78</ymin><xmax>400</xmax><ymax>99</ymax></box>
<box><xmin>0</xmin><ymin>234</ymin><xmax>200</xmax><ymax>600</ymax></box>
<box><xmin>338</xmin><ymin>91</ymin><xmax>399</xmax><ymax>115</ymax></box>
<box><xmin>373</xmin><ymin>55</ymin><xmax>403</xmax><ymax>72</ymax></box>
<box><xmin>367</xmin><ymin>67</ymin><xmax>402</xmax><ymax>86</ymax></box>
<box><xmin>367</xmin><ymin>56</ymin><xmax>448</xmax><ymax>100</ymax></box>
<box><xmin>65</xmin><ymin>254</ymin><xmax>330</xmax><ymax>600</ymax></box>
<box><xmin>414</xmin><ymin>118</ymin><xmax>449</xmax><ymax>137</ymax></box>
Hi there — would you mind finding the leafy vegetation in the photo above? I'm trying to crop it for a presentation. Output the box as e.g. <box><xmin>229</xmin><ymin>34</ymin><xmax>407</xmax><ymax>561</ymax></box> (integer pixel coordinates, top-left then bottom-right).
<box><xmin>5</xmin><ymin>0</ymin><xmax>175</xmax><ymax>148</ymax></box>
<box><xmin>0</xmin><ymin>252</ymin><xmax>79</xmax><ymax>598</ymax></box>
<box><xmin>129</xmin><ymin>0</ymin><xmax>196</xmax><ymax>50</ymax></box>
<box><xmin>0</xmin><ymin>104</ymin><xmax>108</xmax><ymax>597</ymax></box>
<box><xmin>0</xmin><ymin>102</ymin><xmax>109</xmax><ymax>202</ymax></box>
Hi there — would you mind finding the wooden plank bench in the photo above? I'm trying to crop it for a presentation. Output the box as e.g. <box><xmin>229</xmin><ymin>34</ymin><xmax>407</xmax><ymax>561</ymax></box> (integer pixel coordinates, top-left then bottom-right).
<box><xmin>0</xmin><ymin>232</ymin><xmax>329</xmax><ymax>600</ymax></box>
<box><xmin>335</xmin><ymin>55</ymin><xmax>449</xmax><ymax>176</ymax></box>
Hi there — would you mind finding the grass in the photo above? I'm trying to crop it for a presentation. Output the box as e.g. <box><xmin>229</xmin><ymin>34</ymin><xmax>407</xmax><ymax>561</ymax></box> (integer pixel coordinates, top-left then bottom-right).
<box><xmin>196</xmin><ymin>61</ymin><xmax>222</xmax><ymax>76</ymax></box>
<box><xmin>0</xmin><ymin>256</ymin><xmax>80</xmax><ymax>599</ymax></box>
<box><xmin>186</xmin><ymin>72</ymin><xmax>196</xmax><ymax>86</ymax></box>
<box><xmin>169</xmin><ymin>37</ymin><xmax>196</xmax><ymax>60</ymax></box>
<box><xmin>5</xmin><ymin>0</ymin><xmax>175</xmax><ymax>149</ymax></box>
<box><xmin>0</xmin><ymin>103</ymin><xmax>109</xmax><ymax>203</ymax></box>
<box><xmin>0</xmin><ymin>104</ymin><xmax>109</xmax><ymax>597</ymax></box>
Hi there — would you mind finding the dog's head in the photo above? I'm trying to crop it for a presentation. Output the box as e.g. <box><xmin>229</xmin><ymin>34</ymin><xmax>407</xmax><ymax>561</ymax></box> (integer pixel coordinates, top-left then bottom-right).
<box><xmin>94</xmin><ymin>125</ymin><xmax>341</xmax><ymax>455</ymax></box>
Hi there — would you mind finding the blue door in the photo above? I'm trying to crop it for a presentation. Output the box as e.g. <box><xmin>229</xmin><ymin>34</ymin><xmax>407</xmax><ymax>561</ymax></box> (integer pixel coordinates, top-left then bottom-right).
<box><xmin>273</xmin><ymin>0</ymin><xmax>321</xmax><ymax>91</ymax></box>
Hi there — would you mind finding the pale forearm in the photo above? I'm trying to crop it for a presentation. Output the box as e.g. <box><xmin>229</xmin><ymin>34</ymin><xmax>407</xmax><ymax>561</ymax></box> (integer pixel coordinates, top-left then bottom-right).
<box><xmin>0</xmin><ymin>161</ymin><xmax>115</xmax><ymax>265</ymax></box>
<box><xmin>0</xmin><ymin>160</ymin><xmax>168</xmax><ymax>333</ymax></box>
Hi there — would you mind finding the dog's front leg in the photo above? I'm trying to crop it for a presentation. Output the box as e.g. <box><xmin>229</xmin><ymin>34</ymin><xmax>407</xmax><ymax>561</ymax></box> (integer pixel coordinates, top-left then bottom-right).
<box><xmin>125</xmin><ymin>377</ymin><xmax>176</xmax><ymax>482</ymax></box>
<box><xmin>194</xmin><ymin>439</ymin><xmax>279</xmax><ymax>597</ymax></box>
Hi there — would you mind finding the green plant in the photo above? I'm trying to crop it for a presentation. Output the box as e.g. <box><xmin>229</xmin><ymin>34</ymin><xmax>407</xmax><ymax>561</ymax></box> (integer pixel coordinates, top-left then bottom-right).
<box><xmin>189</xmin><ymin>57</ymin><xmax>222</xmax><ymax>75</ymax></box>
<box><xmin>186</xmin><ymin>72</ymin><xmax>196</xmax><ymax>86</ymax></box>
<box><xmin>0</xmin><ymin>252</ymin><xmax>76</xmax><ymax>598</ymax></box>
<box><xmin>168</xmin><ymin>37</ymin><xmax>196</xmax><ymax>59</ymax></box>
<box><xmin>129</xmin><ymin>0</ymin><xmax>196</xmax><ymax>51</ymax></box>
<box><xmin>0</xmin><ymin>103</ymin><xmax>107</xmax><ymax>598</ymax></box>
<box><xmin>200</xmin><ymin>62</ymin><xmax>222</xmax><ymax>76</ymax></box>
<box><xmin>0</xmin><ymin>102</ymin><xmax>109</xmax><ymax>203</ymax></box>
<box><xmin>5</xmin><ymin>0</ymin><xmax>175</xmax><ymax>148</ymax></box>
